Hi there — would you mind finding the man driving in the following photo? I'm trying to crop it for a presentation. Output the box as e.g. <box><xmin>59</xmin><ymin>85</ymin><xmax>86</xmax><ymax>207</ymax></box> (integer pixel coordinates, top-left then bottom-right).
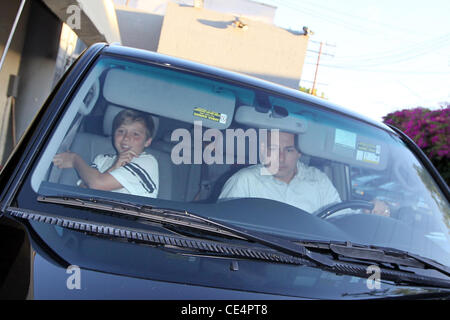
<box><xmin>219</xmin><ymin>130</ymin><xmax>389</xmax><ymax>216</ymax></box>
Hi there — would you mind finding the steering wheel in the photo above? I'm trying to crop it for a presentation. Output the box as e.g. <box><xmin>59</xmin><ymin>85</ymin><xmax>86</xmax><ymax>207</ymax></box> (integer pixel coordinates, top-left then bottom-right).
<box><xmin>316</xmin><ymin>200</ymin><xmax>374</xmax><ymax>219</ymax></box>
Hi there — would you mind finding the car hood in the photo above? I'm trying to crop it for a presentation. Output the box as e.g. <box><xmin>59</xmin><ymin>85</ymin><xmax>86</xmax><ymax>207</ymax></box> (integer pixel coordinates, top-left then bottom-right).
<box><xmin>31</xmin><ymin>251</ymin><xmax>297</xmax><ymax>300</ymax></box>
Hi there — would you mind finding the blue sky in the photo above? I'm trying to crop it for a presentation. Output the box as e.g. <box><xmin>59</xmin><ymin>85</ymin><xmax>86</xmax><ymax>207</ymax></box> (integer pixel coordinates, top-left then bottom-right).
<box><xmin>259</xmin><ymin>0</ymin><xmax>450</xmax><ymax>121</ymax></box>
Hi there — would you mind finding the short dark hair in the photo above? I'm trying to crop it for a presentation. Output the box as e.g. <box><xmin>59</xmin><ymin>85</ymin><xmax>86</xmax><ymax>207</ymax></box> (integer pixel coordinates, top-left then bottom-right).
<box><xmin>112</xmin><ymin>109</ymin><xmax>155</xmax><ymax>139</ymax></box>
<box><xmin>264</xmin><ymin>130</ymin><xmax>301</xmax><ymax>153</ymax></box>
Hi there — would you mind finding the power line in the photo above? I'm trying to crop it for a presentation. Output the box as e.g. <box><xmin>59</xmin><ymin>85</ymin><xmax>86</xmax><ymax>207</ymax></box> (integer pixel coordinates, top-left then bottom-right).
<box><xmin>267</xmin><ymin>0</ymin><xmax>449</xmax><ymax>54</ymax></box>
<box><xmin>300</xmin><ymin>79</ymin><xmax>328</xmax><ymax>86</ymax></box>
<box><xmin>271</xmin><ymin>0</ymin><xmax>450</xmax><ymax>67</ymax></box>
<box><xmin>305</xmin><ymin>33</ymin><xmax>450</xmax><ymax>68</ymax></box>
<box><xmin>303</xmin><ymin>62</ymin><xmax>450</xmax><ymax>75</ymax></box>
<box><xmin>260</xmin><ymin>1</ymin><xmax>450</xmax><ymax>79</ymax></box>
<box><xmin>288</xmin><ymin>0</ymin><xmax>427</xmax><ymax>37</ymax></box>
<box><xmin>331</xmin><ymin>34</ymin><xmax>450</xmax><ymax>64</ymax></box>
<box><xmin>268</xmin><ymin>0</ymin><xmax>389</xmax><ymax>37</ymax></box>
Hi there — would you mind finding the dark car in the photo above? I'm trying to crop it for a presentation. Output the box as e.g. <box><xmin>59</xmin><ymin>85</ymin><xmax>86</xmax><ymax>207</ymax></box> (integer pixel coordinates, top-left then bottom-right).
<box><xmin>1</xmin><ymin>43</ymin><xmax>450</xmax><ymax>300</ymax></box>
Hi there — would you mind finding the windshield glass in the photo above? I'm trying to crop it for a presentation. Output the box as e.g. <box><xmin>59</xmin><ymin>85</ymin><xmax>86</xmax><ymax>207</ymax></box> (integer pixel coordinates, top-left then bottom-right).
<box><xmin>31</xmin><ymin>55</ymin><xmax>450</xmax><ymax>268</ymax></box>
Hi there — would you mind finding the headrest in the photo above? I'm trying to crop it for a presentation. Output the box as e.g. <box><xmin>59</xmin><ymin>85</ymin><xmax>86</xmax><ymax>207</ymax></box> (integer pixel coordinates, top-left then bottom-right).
<box><xmin>103</xmin><ymin>104</ymin><xmax>159</xmax><ymax>138</ymax></box>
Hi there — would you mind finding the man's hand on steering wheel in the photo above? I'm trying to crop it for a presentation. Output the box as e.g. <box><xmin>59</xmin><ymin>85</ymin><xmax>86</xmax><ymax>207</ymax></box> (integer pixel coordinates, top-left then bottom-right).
<box><xmin>317</xmin><ymin>199</ymin><xmax>391</xmax><ymax>219</ymax></box>
<box><xmin>366</xmin><ymin>199</ymin><xmax>391</xmax><ymax>217</ymax></box>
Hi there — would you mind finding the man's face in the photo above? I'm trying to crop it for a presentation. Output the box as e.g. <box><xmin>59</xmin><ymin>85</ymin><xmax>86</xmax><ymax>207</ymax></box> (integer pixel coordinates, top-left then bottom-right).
<box><xmin>263</xmin><ymin>131</ymin><xmax>301</xmax><ymax>183</ymax></box>
<box><xmin>114</xmin><ymin>119</ymin><xmax>152</xmax><ymax>155</ymax></box>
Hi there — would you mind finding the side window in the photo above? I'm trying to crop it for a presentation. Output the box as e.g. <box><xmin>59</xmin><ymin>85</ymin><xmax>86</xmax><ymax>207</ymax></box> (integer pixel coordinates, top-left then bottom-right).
<box><xmin>351</xmin><ymin>167</ymin><xmax>381</xmax><ymax>201</ymax></box>
<box><xmin>350</xmin><ymin>167</ymin><xmax>406</xmax><ymax>213</ymax></box>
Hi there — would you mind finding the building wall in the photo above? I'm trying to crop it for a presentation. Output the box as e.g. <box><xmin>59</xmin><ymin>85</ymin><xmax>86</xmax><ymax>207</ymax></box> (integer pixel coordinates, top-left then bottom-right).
<box><xmin>42</xmin><ymin>0</ymin><xmax>121</xmax><ymax>45</ymax></box>
<box><xmin>0</xmin><ymin>1</ymin><xmax>29</xmax><ymax>106</ymax></box>
<box><xmin>78</xmin><ymin>0</ymin><xmax>121</xmax><ymax>43</ymax></box>
<box><xmin>0</xmin><ymin>0</ymin><xmax>31</xmax><ymax>163</ymax></box>
<box><xmin>52</xmin><ymin>24</ymin><xmax>87</xmax><ymax>87</ymax></box>
<box><xmin>157</xmin><ymin>2</ymin><xmax>308</xmax><ymax>89</ymax></box>
<box><xmin>202</xmin><ymin>0</ymin><xmax>276</xmax><ymax>24</ymax></box>
<box><xmin>12</xmin><ymin>0</ymin><xmax>121</xmax><ymax>139</ymax></box>
<box><xmin>0</xmin><ymin>0</ymin><xmax>121</xmax><ymax>164</ymax></box>
<box><xmin>115</xmin><ymin>6</ymin><xmax>163</xmax><ymax>51</ymax></box>
<box><xmin>14</xmin><ymin>0</ymin><xmax>62</xmax><ymax>140</ymax></box>
<box><xmin>113</xmin><ymin>0</ymin><xmax>276</xmax><ymax>24</ymax></box>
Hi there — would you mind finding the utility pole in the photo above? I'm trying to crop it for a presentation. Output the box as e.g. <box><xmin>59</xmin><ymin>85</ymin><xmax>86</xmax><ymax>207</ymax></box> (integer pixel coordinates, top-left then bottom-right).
<box><xmin>311</xmin><ymin>41</ymin><xmax>323</xmax><ymax>96</ymax></box>
<box><xmin>304</xmin><ymin>40</ymin><xmax>335</xmax><ymax>96</ymax></box>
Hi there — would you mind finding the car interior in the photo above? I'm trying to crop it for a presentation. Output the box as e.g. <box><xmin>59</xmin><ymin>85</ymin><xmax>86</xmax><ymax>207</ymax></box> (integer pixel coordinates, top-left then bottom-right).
<box><xmin>35</xmin><ymin>58</ymin><xmax>395</xmax><ymax>210</ymax></box>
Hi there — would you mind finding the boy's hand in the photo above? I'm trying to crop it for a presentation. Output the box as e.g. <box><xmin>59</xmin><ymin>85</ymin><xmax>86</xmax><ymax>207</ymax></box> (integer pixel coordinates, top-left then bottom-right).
<box><xmin>110</xmin><ymin>149</ymin><xmax>137</xmax><ymax>171</ymax></box>
<box><xmin>53</xmin><ymin>151</ymin><xmax>78</xmax><ymax>169</ymax></box>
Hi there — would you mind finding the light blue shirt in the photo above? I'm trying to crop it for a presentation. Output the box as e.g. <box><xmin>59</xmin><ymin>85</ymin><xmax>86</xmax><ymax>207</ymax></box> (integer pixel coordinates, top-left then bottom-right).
<box><xmin>219</xmin><ymin>161</ymin><xmax>341</xmax><ymax>213</ymax></box>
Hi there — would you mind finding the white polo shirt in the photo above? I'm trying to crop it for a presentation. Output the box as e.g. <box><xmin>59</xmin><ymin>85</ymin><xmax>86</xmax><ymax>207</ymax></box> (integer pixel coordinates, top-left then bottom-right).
<box><xmin>219</xmin><ymin>161</ymin><xmax>341</xmax><ymax>214</ymax></box>
<box><xmin>86</xmin><ymin>152</ymin><xmax>159</xmax><ymax>198</ymax></box>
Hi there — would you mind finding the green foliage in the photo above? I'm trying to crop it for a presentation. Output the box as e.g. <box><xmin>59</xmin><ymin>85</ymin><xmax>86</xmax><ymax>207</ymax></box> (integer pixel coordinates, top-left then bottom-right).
<box><xmin>382</xmin><ymin>105</ymin><xmax>450</xmax><ymax>185</ymax></box>
<box><xmin>299</xmin><ymin>86</ymin><xmax>326</xmax><ymax>99</ymax></box>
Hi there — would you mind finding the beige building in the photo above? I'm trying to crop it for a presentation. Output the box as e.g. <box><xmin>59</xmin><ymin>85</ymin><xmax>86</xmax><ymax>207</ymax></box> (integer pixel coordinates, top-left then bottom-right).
<box><xmin>115</xmin><ymin>0</ymin><xmax>309</xmax><ymax>89</ymax></box>
<box><xmin>158</xmin><ymin>2</ymin><xmax>308</xmax><ymax>89</ymax></box>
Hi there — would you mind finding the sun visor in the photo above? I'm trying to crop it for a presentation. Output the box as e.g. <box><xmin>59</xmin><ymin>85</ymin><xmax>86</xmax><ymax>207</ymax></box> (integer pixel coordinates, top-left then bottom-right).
<box><xmin>235</xmin><ymin>106</ymin><xmax>387</xmax><ymax>170</ymax></box>
<box><xmin>103</xmin><ymin>68</ymin><xmax>235</xmax><ymax>129</ymax></box>
<box><xmin>298</xmin><ymin>122</ymin><xmax>388</xmax><ymax>170</ymax></box>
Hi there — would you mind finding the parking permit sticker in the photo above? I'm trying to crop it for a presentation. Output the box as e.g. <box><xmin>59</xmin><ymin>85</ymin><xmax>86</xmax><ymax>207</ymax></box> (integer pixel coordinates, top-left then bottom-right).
<box><xmin>335</xmin><ymin>129</ymin><xmax>357</xmax><ymax>149</ymax></box>
<box><xmin>356</xmin><ymin>142</ymin><xmax>381</xmax><ymax>164</ymax></box>
<box><xmin>193</xmin><ymin>107</ymin><xmax>227</xmax><ymax>124</ymax></box>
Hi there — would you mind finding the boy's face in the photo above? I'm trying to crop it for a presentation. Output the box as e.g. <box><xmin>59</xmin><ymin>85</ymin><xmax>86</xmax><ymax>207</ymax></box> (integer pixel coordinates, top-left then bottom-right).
<box><xmin>114</xmin><ymin>119</ymin><xmax>152</xmax><ymax>155</ymax></box>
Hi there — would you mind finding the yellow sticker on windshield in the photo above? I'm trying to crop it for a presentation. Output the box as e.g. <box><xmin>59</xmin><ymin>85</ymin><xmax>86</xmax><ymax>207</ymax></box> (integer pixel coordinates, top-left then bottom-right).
<box><xmin>193</xmin><ymin>107</ymin><xmax>227</xmax><ymax>124</ymax></box>
<box><xmin>356</xmin><ymin>142</ymin><xmax>381</xmax><ymax>164</ymax></box>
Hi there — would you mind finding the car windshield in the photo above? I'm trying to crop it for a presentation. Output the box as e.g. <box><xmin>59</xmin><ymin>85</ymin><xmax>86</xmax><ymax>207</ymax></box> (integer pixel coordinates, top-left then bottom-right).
<box><xmin>30</xmin><ymin>55</ymin><xmax>450</xmax><ymax>268</ymax></box>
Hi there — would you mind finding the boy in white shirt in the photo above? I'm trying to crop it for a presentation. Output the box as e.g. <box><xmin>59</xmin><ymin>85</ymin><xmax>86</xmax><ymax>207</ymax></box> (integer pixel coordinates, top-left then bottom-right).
<box><xmin>53</xmin><ymin>109</ymin><xmax>159</xmax><ymax>198</ymax></box>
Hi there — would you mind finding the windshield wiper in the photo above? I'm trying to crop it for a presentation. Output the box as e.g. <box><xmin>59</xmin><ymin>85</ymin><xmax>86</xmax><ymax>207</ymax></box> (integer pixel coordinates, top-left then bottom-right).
<box><xmin>36</xmin><ymin>195</ymin><xmax>334</xmax><ymax>268</ymax></box>
<box><xmin>297</xmin><ymin>240</ymin><xmax>450</xmax><ymax>278</ymax></box>
<box><xmin>8</xmin><ymin>205</ymin><xmax>309</xmax><ymax>266</ymax></box>
<box><xmin>294</xmin><ymin>240</ymin><xmax>450</xmax><ymax>289</ymax></box>
<box><xmin>37</xmin><ymin>195</ymin><xmax>249</xmax><ymax>240</ymax></box>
